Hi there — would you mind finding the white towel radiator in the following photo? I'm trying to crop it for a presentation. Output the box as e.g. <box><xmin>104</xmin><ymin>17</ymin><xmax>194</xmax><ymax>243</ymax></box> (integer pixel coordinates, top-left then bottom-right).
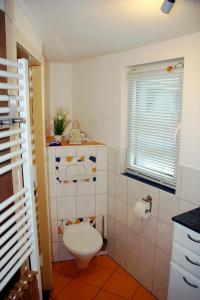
<box><xmin>0</xmin><ymin>58</ymin><xmax>42</xmax><ymax>298</ymax></box>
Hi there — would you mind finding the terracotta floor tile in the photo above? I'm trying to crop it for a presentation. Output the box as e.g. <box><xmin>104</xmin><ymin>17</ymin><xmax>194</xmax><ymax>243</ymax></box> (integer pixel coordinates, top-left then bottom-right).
<box><xmin>55</xmin><ymin>279</ymin><xmax>99</xmax><ymax>300</ymax></box>
<box><xmin>76</xmin><ymin>264</ymin><xmax>113</xmax><ymax>288</ymax></box>
<box><xmin>93</xmin><ymin>255</ymin><xmax>118</xmax><ymax>270</ymax></box>
<box><xmin>52</xmin><ymin>260</ymin><xmax>79</xmax><ymax>278</ymax></box>
<box><xmin>133</xmin><ymin>286</ymin><xmax>156</xmax><ymax>300</ymax></box>
<box><xmin>95</xmin><ymin>290</ymin><xmax>126</xmax><ymax>300</ymax></box>
<box><xmin>50</xmin><ymin>271</ymin><xmax>72</xmax><ymax>298</ymax></box>
<box><xmin>115</xmin><ymin>265</ymin><xmax>128</xmax><ymax>275</ymax></box>
<box><xmin>102</xmin><ymin>272</ymin><xmax>139</xmax><ymax>299</ymax></box>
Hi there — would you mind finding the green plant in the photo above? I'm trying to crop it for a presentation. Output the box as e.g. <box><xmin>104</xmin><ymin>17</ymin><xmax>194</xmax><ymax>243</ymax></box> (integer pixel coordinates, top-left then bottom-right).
<box><xmin>53</xmin><ymin>107</ymin><xmax>70</xmax><ymax>135</ymax></box>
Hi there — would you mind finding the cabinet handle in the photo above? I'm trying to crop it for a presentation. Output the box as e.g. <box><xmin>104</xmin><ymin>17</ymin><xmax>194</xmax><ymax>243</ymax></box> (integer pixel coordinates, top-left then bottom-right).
<box><xmin>183</xmin><ymin>276</ymin><xmax>198</xmax><ymax>288</ymax></box>
<box><xmin>187</xmin><ymin>234</ymin><xmax>200</xmax><ymax>243</ymax></box>
<box><xmin>185</xmin><ymin>255</ymin><xmax>200</xmax><ymax>266</ymax></box>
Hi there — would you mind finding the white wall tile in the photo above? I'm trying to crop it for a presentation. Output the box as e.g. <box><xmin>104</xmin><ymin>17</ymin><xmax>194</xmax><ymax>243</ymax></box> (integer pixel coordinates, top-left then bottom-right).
<box><xmin>108</xmin><ymin>194</ymin><xmax>115</xmax><ymax>218</ymax></box>
<box><xmin>139</xmin><ymin>238</ymin><xmax>155</xmax><ymax>270</ymax></box>
<box><xmin>50</xmin><ymin>197</ymin><xmax>57</xmax><ymax>221</ymax></box>
<box><xmin>142</xmin><ymin>184</ymin><xmax>159</xmax><ymax>218</ymax></box>
<box><xmin>180</xmin><ymin>166</ymin><xmax>200</xmax><ymax>205</ymax></box>
<box><xmin>77</xmin><ymin>195</ymin><xmax>95</xmax><ymax>217</ymax></box>
<box><xmin>96</xmin><ymin>215</ymin><xmax>107</xmax><ymax>238</ymax></box>
<box><xmin>114</xmin><ymin>242</ymin><xmax>126</xmax><ymax>268</ymax></box>
<box><xmin>56</xmin><ymin>146</ymin><xmax>76</xmax><ymax>157</ymax></box>
<box><xmin>107</xmin><ymin>216</ymin><xmax>115</xmax><ymax>239</ymax></box>
<box><xmin>96</xmin><ymin>194</ymin><xmax>107</xmax><ymax>216</ymax></box>
<box><xmin>96</xmin><ymin>171</ymin><xmax>107</xmax><ymax>194</ymax></box>
<box><xmin>114</xmin><ymin>221</ymin><xmax>127</xmax><ymax>248</ymax></box>
<box><xmin>159</xmin><ymin>191</ymin><xmax>178</xmax><ymax>225</ymax></box>
<box><xmin>108</xmin><ymin>146</ymin><xmax>117</xmax><ymax>172</ymax></box>
<box><xmin>107</xmin><ymin>238</ymin><xmax>115</xmax><ymax>258</ymax></box>
<box><xmin>153</xmin><ymin>272</ymin><xmax>168</xmax><ymax>300</ymax></box>
<box><xmin>127</xmin><ymin>204</ymin><xmax>141</xmax><ymax>235</ymax></box>
<box><xmin>76</xmin><ymin>146</ymin><xmax>96</xmax><ymax>157</ymax></box>
<box><xmin>114</xmin><ymin>198</ymin><xmax>127</xmax><ymax>225</ymax></box>
<box><xmin>49</xmin><ymin>173</ymin><xmax>56</xmax><ymax>197</ymax></box>
<box><xmin>138</xmin><ymin>262</ymin><xmax>153</xmax><ymax>292</ymax></box>
<box><xmin>156</xmin><ymin>221</ymin><xmax>173</xmax><ymax>254</ymax></box>
<box><xmin>154</xmin><ymin>247</ymin><xmax>171</xmax><ymax>281</ymax></box>
<box><xmin>52</xmin><ymin>242</ymin><xmax>59</xmax><ymax>262</ymax></box>
<box><xmin>96</xmin><ymin>146</ymin><xmax>107</xmax><ymax>170</ymax></box>
<box><xmin>127</xmin><ymin>178</ymin><xmax>142</xmax><ymax>206</ymax></box>
<box><xmin>48</xmin><ymin>148</ymin><xmax>55</xmax><ymax>173</ymax></box>
<box><xmin>57</xmin><ymin>196</ymin><xmax>76</xmax><ymax>219</ymax></box>
<box><xmin>125</xmin><ymin>253</ymin><xmax>139</xmax><ymax>280</ymax></box>
<box><xmin>108</xmin><ymin>171</ymin><xmax>116</xmax><ymax>196</ymax></box>
<box><xmin>51</xmin><ymin>221</ymin><xmax>58</xmax><ymax>242</ymax></box>
<box><xmin>77</xmin><ymin>181</ymin><xmax>95</xmax><ymax>195</ymax></box>
<box><xmin>141</xmin><ymin>216</ymin><xmax>157</xmax><ymax>245</ymax></box>
<box><xmin>115</xmin><ymin>174</ymin><xmax>128</xmax><ymax>202</ymax></box>
<box><xmin>57</xmin><ymin>182</ymin><xmax>76</xmax><ymax>197</ymax></box>
<box><xmin>126</xmin><ymin>229</ymin><xmax>140</xmax><ymax>257</ymax></box>
<box><xmin>179</xmin><ymin>198</ymin><xmax>198</xmax><ymax>214</ymax></box>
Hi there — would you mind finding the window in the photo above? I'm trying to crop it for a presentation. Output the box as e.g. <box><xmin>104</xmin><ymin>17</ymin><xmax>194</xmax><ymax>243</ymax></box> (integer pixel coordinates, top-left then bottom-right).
<box><xmin>127</xmin><ymin>59</ymin><xmax>184</xmax><ymax>189</ymax></box>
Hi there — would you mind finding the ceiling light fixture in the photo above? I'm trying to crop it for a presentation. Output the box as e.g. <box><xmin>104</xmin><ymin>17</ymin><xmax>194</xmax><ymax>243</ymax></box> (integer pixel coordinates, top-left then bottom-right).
<box><xmin>161</xmin><ymin>0</ymin><xmax>176</xmax><ymax>14</ymax></box>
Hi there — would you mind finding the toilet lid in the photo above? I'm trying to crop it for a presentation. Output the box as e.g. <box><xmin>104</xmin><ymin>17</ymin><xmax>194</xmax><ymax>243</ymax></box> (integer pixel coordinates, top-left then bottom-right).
<box><xmin>63</xmin><ymin>223</ymin><xmax>103</xmax><ymax>254</ymax></box>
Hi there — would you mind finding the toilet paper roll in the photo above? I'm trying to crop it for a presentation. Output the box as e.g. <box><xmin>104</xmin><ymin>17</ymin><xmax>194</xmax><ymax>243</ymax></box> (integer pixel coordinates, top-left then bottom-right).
<box><xmin>134</xmin><ymin>200</ymin><xmax>151</xmax><ymax>220</ymax></box>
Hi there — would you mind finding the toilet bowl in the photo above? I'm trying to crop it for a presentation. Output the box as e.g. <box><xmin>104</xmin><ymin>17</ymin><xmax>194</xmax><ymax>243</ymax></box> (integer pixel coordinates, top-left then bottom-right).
<box><xmin>63</xmin><ymin>223</ymin><xmax>103</xmax><ymax>269</ymax></box>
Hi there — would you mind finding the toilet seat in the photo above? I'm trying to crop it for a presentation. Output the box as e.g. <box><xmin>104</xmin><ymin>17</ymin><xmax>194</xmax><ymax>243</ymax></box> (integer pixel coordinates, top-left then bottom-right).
<box><xmin>63</xmin><ymin>223</ymin><xmax>103</xmax><ymax>254</ymax></box>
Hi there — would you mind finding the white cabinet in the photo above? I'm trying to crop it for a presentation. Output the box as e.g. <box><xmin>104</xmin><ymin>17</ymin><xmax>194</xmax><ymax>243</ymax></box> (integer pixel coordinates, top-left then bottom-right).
<box><xmin>168</xmin><ymin>223</ymin><xmax>200</xmax><ymax>300</ymax></box>
<box><xmin>168</xmin><ymin>262</ymin><xmax>200</xmax><ymax>300</ymax></box>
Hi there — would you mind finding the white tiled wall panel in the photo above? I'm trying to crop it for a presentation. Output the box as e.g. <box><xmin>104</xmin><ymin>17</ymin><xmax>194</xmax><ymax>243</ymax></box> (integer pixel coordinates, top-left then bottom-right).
<box><xmin>96</xmin><ymin>171</ymin><xmax>107</xmax><ymax>194</ymax></box>
<box><xmin>57</xmin><ymin>196</ymin><xmax>77</xmax><ymax>219</ymax></box>
<box><xmin>96</xmin><ymin>146</ymin><xmax>107</xmax><ymax>170</ymax></box>
<box><xmin>57</xmin><ymin>183</ymin><xmax>76</xmax><ymax>197</ymax></box>
<box><xmin>77</xmin><ymin>195</ymin><xmax>95</xmax><ymax>217</ymax></box>
<box><xmin>47</xmin><ymin>145</ymin><xmax>108</xmax><ymax>263</ymax></box>
<box><xmin>96</xmin><ymin>194</ymin><xmax>107</xmax><ymax>216</ymax></box>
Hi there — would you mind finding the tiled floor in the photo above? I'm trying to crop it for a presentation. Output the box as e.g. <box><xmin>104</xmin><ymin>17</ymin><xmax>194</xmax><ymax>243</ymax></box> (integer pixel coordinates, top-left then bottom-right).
<box><xmin>50</xmin><ymin>256</ymin><xmax>156</xmax><ymax>300</ymax></box>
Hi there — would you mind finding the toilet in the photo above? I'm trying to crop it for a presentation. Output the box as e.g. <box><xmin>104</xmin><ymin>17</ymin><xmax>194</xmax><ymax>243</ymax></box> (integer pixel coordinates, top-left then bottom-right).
<box><xmin>63</xmin><ymin>223</ymin><xmax>103</xmax><ymax>269</ymax></box>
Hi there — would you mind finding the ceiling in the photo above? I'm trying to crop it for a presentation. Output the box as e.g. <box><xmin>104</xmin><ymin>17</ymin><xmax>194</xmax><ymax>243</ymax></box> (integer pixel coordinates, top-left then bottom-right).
<box><xmin>20</xmin><ymin>0</ymin><xmax>200</xmax><ymax>63</ymax></box>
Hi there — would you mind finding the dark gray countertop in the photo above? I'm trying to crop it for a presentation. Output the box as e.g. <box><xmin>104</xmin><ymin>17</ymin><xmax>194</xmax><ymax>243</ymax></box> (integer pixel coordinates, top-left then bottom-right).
<box><xmin>172</xmin><ymin>207</ymin><xmax>200</xmax><ymax>234</ymax></box>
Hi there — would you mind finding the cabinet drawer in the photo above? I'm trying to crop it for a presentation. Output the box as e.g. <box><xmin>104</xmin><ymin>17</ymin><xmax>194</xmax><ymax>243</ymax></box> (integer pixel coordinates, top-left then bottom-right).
<box><xmin>173</xmin><ymin>223</ymin><xmax>200</xmax><ymax>255</ymax></box>
<box><xmin>168</xmin><ymin>262</ymin><xmax>200</xmax><ymax>300</ymax></box>
<box><xmin>172</xmin><ymin>242</ymin><xmax>200</xmax><ymax>279</ymax></box>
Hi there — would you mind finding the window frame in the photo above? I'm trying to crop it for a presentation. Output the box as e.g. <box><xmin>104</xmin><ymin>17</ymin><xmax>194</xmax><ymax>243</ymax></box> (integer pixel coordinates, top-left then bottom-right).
<box><xmin>126</xmin><ymin>59</ymin><xmax>184</xmax><ymax>190</ymax></box>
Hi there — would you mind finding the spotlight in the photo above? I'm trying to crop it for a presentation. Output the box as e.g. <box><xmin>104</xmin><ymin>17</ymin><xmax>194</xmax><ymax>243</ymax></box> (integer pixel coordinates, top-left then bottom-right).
<box><xmin>161</xmin><ymin>0</ymin><xmax>176</xmax><ymax>14</ymax></box>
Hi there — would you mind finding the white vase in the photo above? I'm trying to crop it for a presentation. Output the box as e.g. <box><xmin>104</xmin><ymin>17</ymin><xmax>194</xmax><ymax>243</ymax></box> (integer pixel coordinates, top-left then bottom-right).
<box><xmin>55</xmin><ymin>135</ymin><xmax>62</xmax><ymax>142</ymax></box>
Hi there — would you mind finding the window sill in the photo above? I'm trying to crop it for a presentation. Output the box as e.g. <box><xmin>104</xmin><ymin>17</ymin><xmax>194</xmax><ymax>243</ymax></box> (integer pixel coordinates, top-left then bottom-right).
<box><xmin>122</xmin><ymin>172</ymin><xmax>176</xmax><ymax>195</ymax></box>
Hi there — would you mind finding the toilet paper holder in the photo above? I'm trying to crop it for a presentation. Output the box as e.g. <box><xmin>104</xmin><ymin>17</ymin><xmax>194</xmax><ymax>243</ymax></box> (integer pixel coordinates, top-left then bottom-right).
<box><xmin>142</xmin><ymin>195</ymin><xmax>152</xmax><ymax>214</ymax></box>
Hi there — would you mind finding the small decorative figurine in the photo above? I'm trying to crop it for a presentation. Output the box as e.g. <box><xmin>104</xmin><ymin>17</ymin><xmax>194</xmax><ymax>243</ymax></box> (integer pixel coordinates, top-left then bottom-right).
<box><xmin>69</xmin><ymin>120</ymin><xmax>82</xmax><ymax>144</ymax></box>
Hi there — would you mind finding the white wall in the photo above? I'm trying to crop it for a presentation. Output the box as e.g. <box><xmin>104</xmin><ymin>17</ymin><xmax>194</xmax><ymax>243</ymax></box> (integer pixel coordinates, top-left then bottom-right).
<box><xmin>72</xmin><ymin>32</ymin><xmax>200</xmax><ymax>169</ymax></box>
<box><xmin>4</xmin><ymin>0</ymin><xmax>43</xmax><ymax>62</ymax></box>
<box><xmin>49</xmin><ymin>63</ymin><xmax>72</xmax><ymax>119</ymax></box>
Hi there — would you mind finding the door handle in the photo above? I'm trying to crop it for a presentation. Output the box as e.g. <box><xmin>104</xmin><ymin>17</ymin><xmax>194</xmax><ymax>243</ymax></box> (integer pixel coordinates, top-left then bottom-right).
<box><xmin>185</xmin><ymin>255</ymin><xmax>200</xmax><ymax>266</ymax></box>
<box><xmin>187</xmin><ymin>234</ymin><xmax>200</xmax><ymax>243</ymax></box>
<box><xmin>183</xmin><ymin>276</ymin><xmax>198</xmax><ymax>288</ymax></box>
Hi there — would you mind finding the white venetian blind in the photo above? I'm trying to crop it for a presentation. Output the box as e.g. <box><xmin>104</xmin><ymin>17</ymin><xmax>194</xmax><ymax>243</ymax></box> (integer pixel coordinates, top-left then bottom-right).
<box><xmin>127</xmin><ymin>60</ymin><xmax>184</xmax><ymax>188</ymax></box>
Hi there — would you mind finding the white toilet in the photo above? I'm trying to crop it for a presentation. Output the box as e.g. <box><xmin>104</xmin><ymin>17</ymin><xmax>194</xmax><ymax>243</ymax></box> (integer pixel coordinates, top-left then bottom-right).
<box><xmin>63</xmin><ymin>223</ymin><xmax>103</xmax><ymax>269</ymax></box>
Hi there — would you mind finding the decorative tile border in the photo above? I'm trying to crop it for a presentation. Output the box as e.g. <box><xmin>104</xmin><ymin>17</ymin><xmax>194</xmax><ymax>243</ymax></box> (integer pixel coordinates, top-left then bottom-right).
<box><xmin>55</xmin><ymin>155</ymin><xmax>96</xmax><ymax>183</ymax></box>
<box><xmin>58</xmin><ymin>216</ymin><xmax>96</xmax><ymax>237</ymax></box>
